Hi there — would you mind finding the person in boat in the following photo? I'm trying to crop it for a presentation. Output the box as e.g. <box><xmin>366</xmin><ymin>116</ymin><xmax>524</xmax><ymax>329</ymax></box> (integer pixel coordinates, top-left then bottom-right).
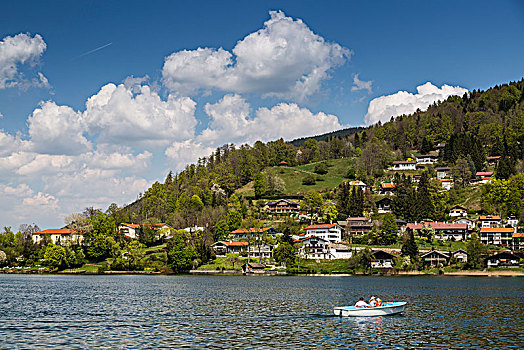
<box><xmin>369</xmin><ymin>296</ymin><xmax>383</xmax><ymax>307</ymax></box>
<box><xmin>355</xmin><ymin>297</ymin><xmax>369</xmax><ymax>308</ymax></box>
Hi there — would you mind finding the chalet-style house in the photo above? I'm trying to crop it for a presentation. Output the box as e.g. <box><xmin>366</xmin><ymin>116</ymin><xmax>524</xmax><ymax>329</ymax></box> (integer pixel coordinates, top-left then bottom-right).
<box><xmin>421</xmin><ymin>250</ymin><xmax>449</xmax><ymax>266</ymax></box>
<box><xmin>369</xmin><ymin>250</ymin><xmax>395</xmax><ymax>268</ymax></box>
<box><xmin>392</xmin><ymin>161</ymin><xmax>416</xmax><ymax>171</ymax></box>
<box><xmin>32</xmin><ymin>229</ymin><xmax>84</xmax><ymax>246</ymax></box>
<box><xmin>435</xmin><ymin>167</ymin><xmax>451</xmax><ymax>180</ymax></box>
<box><xmin>415</xmin><ymin>154</ymin><xmax>439</xmax><ymax>164</ymax></box>
<box><xmin>211</xmin><ymin>241</ymin><xmax>248</xmax><ymax>255</ymax></box>
<box><xmin>407</xmin><ymin>222</ymin><xmax>468</xmax><ymax>241</ymax></box>
<box><xmin>265</xmin><ymin>199</ymin><xmax>300</xmax><ymax>215</ymax></box>
<box><xmin>379</xmin><ymin>182</ymin><xmax>395</xmax><ymax>195</ymax></box>
<box><xmin>485</xmin><ymin>251</ymin><xmax>520</xmax><ymax>268</ymax></box>
<box><xmin>303</xmin><ymin>223</ymin><xmax>342</xmax><ymax>243</ymax></box>
<box><xmin>479</xmin><ymin>227</ymin><xmax>515</xmax><ymax>247</ymax></box>
<box><xmin>479</xmin><ymin>215</ymin><xmax>501</xmax><ymax>228</ymax></box>
<box><xmin>452</xmin><ymin>249</ymin><xmax>468</xmax><ymax>263</ymax></box>
<box><xmin>247</xmin><ymin>242</ymin><xmax>273</xmax><ymax>259</ymax></box>
<box><xmin>349</xmin><ymin>180</ymin><xmax>367</xmax><ymax>191</ymax></box>
<box><xmin>230</xmin><ymin>227</ymin><xmax>278</xmax><ymax>240</ymax></box>
<box><xmin>295</xmin><ymin>236</ymin><xmax>331</xmax><ymax>260</ymax></box>
<box><xmin>376</xmin><ymin>197</ymin><xmax>392</xmax><ymax>213</ymax></box>
<box><xmin>449</xmin><ymin>205</ymin><xmax>468</xmax><ymax>218</ymax></box>
<box><xmin>346</xmin><ymin>217</ymin><xmax>373</xmax><ymax>237</ymax></box>
<box><xmin>118</xmin><ymin>223</ymin><xmax>141</xmax><ymax>239</ymax></box>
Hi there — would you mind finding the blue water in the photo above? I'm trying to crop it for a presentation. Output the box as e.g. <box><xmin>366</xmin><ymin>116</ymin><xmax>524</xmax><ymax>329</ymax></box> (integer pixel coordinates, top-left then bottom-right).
<box><xmin>0</xmin><ymin>275</ymin><xmax>522</xmax><ymax>349</ymax></box>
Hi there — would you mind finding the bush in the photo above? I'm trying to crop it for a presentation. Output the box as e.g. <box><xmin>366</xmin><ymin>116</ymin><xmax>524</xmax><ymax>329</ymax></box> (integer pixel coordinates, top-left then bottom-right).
<box><xmin>314</xmin><ymin>162</ymin><xmax>328</xmax><ymax>175</ymax></box>
<box><xmin>302</xmin><ymin>175</ymin><xmax>316</xmax><ymax>185</ymax></box>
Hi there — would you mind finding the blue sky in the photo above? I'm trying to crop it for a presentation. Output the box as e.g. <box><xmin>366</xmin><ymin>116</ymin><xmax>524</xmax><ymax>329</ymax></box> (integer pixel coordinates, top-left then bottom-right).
<box><xmin>1</xmin><ymin>1</ymin><xmax>523</xmax><ymax>229</ymax></box>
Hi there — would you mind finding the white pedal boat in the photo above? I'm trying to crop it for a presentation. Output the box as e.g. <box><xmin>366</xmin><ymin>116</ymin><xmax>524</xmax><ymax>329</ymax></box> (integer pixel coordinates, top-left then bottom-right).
<box><xmin>334</xmin><ymin>302</ymin><xmax>406</xmax><ymax>317</ymax></box>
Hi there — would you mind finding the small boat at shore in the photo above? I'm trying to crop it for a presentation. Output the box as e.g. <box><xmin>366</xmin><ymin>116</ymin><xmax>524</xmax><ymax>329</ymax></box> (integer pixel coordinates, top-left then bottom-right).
<box><xmin>334</xmin><ymin>302</ymin><xmax>406</xmax><ymax>317</ymax></box>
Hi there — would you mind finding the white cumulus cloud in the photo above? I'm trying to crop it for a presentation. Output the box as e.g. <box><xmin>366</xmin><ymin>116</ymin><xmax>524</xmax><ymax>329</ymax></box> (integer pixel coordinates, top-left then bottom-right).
<box><xmin>364</xmin><ymin>82</ymin><xmax>468</xmax><ymax>125</ymax></box>
<box><xmin>162</xmin><ymin>10</ymin><xmax>351</xmax><ymax>101</ymax></box>
<box><xmin>0</xmin><ymin>33</ymin><xmax>48</xmax><ymax>89</ymax></box>
<box><xmin>84</xmin><ymin>83</ymin><xmax>197</xmax><ymax>149</ymax></box>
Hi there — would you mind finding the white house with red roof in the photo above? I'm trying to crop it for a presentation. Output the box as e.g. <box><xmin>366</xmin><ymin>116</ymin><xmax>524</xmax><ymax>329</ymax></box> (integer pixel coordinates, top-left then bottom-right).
<box><xmin>479</xmin><ymin>227</ymin><xmax>515</xmax><ymax>247</ymax></box>
<box><xmin>230</xmin><ymin>227</ymin><xmax>278</xmax><ymax>240</ymax></box>
<box><xmin>118</xmin><ymin>223</ymin><xmax>141</xmax><ymax>239</ymax></box>
<box><xmin>449</xmin><ymin>205</ymin><xmax>467</xmax><ymax>218</ymax></box>
<box><xmin>407</xmin><ymin>222</ymin><xmax>469</xmax><ymax>241</ymax></box>
<box><xmin>476</xmin><ymin>171</ymin><xmax>494</xmax><ymax>184</ymax></box>
<box><xmin>32</xmin><ymin>229</ymin><xmax>84</xmax><ymax>245</ymax></box>
<box><xmin>479</xmin><ymin>215</ymin><xmax>501</xmax><ymax>228</ymax></box>
<box><xmin>379</xmin><ymin>182</ymin><xmax>395</xmax><ymax>195</ymax></box>
<box><xmin>303</xmin><ymin>223</ymin><xmax>342</xmax><ymax>243</ymax></box>
<box><xmin>211</xmin><ymin>241</ymin><xmax>248</xmax><ymax>256</ymax></box>
<box><xmin>295</xmin><ymin>236</ymin><xmax>331</xmax><ymax>259</ymax></box>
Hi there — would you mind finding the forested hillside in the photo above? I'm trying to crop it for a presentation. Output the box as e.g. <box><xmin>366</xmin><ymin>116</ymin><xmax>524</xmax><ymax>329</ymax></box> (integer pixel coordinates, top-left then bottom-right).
<box><xmin>118</xmin><ymin>78</ymin><xmax>523</xmax><ymax>228</ymax></box>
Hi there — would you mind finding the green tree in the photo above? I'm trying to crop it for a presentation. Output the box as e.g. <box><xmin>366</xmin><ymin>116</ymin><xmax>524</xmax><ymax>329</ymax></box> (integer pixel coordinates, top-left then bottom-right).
<box><xmin>43</xmin><ymin>244</ymin><xmax>66</xmax><ymax>268</ymax></box>
<box><xmin>401</xmin><ymin>230</ymin><xmax>419</xmax><ymax>263</ymax></box>
<box><xmin>213</xmin><ymin>219</ymin><xmax>229</xmax><ymax>241</ymax></box>
<box><xmin>415</xmin><ymin>172</ymin><xmax>435</xmax><ymax>220</ymax></box>
<box><xmin>380</xmin><ymin>213</ymin><xmax>398</xmax><ymax>245</ymax></box>
<box><xmin>302</xmin><ymin>174</ymin><xmax>316</xmax><ymax>185</ymax></box>
<box><xmin>302</xmin><ymin>190</ymin><xmax>324</xmax><ymax>218</ymax></box>
<box><xmin>254</xmin><ymin>172</ymin><xmax>266</xmax><ymax>199</ymax></box>
<box><xmin>226</xmin><ymin>211</ymin><xmax>242</xmax><ymax>231</ymax></box>
<box><xmin>322</xmin><ymin>200</ymin><xmax>338</xmax><ymax>223</ymax></box>
<box><xmin>167</xmin><ymin>234</ymin><xmax>196</xmax><ymax>272</ymax></box>
<box><xmin>465</xmin><ymin>233</ymin><xmax>487</xmax><ymax>270</ymax></box>
<box><xmin>273</xmin><ymin>242</ymin><xmax>296</xmax><ymax>267</ymax></box>
<box><xmin>314</xmin><ymin>162</ymin><xmax>328</xmax><ymax>175</ymax></box>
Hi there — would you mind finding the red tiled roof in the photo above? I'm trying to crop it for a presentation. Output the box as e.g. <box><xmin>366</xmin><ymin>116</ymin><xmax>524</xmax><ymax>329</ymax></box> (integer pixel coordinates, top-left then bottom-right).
<box><xmin>393</xmin><ymin>161</ymin><xmax>416</xmax><ymax>164</ymax></box>
<box><xmin>346</xmin><ymin>217</ymin><xmax>371</xmax><ymax>222</ymax></box>
<box><xmin>218</xmin><ymin>241</ymin><xmax>248</xmax><ymax>247</ymax></box>
<box><xmin>121</xmin><ymin>223</ymin><xmax>141</xmax><ymax>229</ymax></box>
<box><xmin>476</xmin><ymin>171</ymin><xmax>493</xmax><ymax>176</ymax></box>
<box><xmin>487</xmin><ymin>156</ymin><xmax>501</xmax><ymax>160</ymax></box>
<box><xmin>513</xmin><ymin>232</ymin><xmax>524</xmax><ymax>238</ymax></box>
<box><xmin>34</xmin><ymin>229</ymin><xmax>76</xmax><ymax>235</ymax></box>
<box><xmin>304</xmin><ymin>224</ymin><xmax>338</xmax><ymax>230</ymax></box>
<box><xmin>381</xmin><ymin>182</ymin><xmax>395</xmax><ymax>188</ymax></box>
<box><xmin>407</xmin><ymin>222</ymin><xmax>467</xmax><ymax>230</ymax></box>
<box><xmin>480</xmin><ymin>228</ymin><xmax>515</xmax><ymax>233</ymax></box>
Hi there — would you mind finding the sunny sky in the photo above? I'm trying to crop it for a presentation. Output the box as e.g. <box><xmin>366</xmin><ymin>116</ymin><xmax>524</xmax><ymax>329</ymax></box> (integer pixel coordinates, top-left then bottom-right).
<box><xmin>1</xmin><ymin>0</ymin><xmax>523</xmax><ymax>230</ymax></box>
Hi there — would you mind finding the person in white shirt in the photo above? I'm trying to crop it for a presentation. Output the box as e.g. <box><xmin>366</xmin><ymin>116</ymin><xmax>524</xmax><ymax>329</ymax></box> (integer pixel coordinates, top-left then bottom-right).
<box><xmin>369</xmin><ymin>296</ymin><xmax>376</xmax><ymax>307</ymax></box>
<box><xmin>355</xmin><ymin>297</ymin><xmax>369</xmax><ymax>308</ymax></box>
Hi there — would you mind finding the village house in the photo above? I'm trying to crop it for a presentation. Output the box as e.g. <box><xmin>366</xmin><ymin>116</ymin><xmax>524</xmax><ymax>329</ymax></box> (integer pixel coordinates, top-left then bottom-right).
<box><xmin>230</xmin><ymin>227</ymin><xmax>278</xmax><ymax>240</ymax></box>
<box><xmin>247</xmin><ymin>242</ymin><xmax>273</xmax><ymax>259</ymax></box>
<box><xmin>420</xmin><ymin>250</ymin><xmax>449</xmax><ymax>267</ymax></box>
<box><xmin>369</xmin><ymin>250</ymin><xmax>395</xmax><ymax>268</ymax></box>
<box><xmin>415</xmin><ymin>154</ymin><xmax>439</xmax><ymax>164</ymax></box>
<box><xmin>485</xmin><ymin>251</ymin><xmax>521</xmax><ymax>268</ymax></box>
<box><xmin>379</xmin><ymin>182</ymin><xmax>395</xmax><ymax>195</ymax></box>
<box><xmin>303</xmin><ymin>223</ymin><xmax>342</xmax><ymax>243</ymax></box>
<box><xmin>476</xmin><ymin>171</ymin><xmax>494</xmax><ymax>184</ymax></box>
<box><xmin>265</xmin><ymin>199</ymin><xmax>300</xmax><ymax>215</ymax></box>
<box><xmin>479</xmin><ymin>227</ymin><xmax>515</xmax><ymax>247</ymax></box>
<box><xmin>392</xmin><ymin>161</ymin><xmax>416</xmax><ymax>171</ymax></box>
<box><xmin>327</xmin><ymin>243</ymin><xmax>353</xmax><ymax>259</ymax></box>
<box><xmin>346</xmin><ymin>217</ymin><xmax>373</xmax><ymax>237</ymax></box>
<box><xmin>32</xmin><ymin>229</ymin><xmax>84</xmax><ymax>246</ymax></box>
<box><xmin>376</xmin><ymin>197</ymin><xmax>392</xmax><ymax>213</ymax></box>
<box><xmin>407</xmin><ymin>222</ymin><xmax>468</xmax><ymax>241</ymax></box>
<box><xmin>118</xmin><ymin>223</ymin><xmax>141</xmax><ymax>239</ymax></box>
<box><xmin>435</xmin><ymin>167</ymin><xmax>451</xmax><ymax>180</ymax></box>
<box><xmin>479</xmin><ymin>215</ymin><xmax>501</xmax><ymax>228</ymax></box>
<box><xmin>452</xmin><ymin>249</ymin><xmax>468</xmax><ymax>263</ymax></box>
<box><xmin>211</xmin><ymin>241</ymin><xmax>248</xmax><ymax>256</ymax></box>
<box><xmin>449</xmin><ymin>205</ymin><xmax>468</xmax><ymax>218</ymax></box>
<box><xmin>507</xmin><ymin>216</ymin><xmax>519</xmax><ymax>228</ymax></box>
<box><xmin>440</xmin><ymin>179</ymin><xmax>453</xmax><ymax>191</ymax></box>
<box><xmin>349</xmin><ymin>180</ymin><xmax>367</xmax><ymax>191</ymax></box>
<box><xmin>512</xmin><ymin>232</ymin><xmax>524</xmax><ymax>250</ymax></box>
<box><xmin>295</xmin><ymin>236</ymin><xmax>330</xmax><ymax>260</ymax></box>
<box><xmin>453</xmin><ymin>217</ymin><xmax>475</xmax><ymax>230</ymax></box>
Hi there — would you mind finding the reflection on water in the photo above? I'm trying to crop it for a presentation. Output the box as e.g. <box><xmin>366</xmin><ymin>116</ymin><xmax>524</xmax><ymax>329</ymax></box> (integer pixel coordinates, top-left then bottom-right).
<box><xmin>0</xmin><ymin>275</ymin><xmax>522</xmax><ymax>349</ymax></box>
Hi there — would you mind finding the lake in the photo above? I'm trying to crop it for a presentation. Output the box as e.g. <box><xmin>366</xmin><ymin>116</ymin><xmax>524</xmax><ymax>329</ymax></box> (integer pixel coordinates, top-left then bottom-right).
<box><xmin>0</xmin><ymin>274</ymin><xmax>522</xmax><ymax>349</ymax></box>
